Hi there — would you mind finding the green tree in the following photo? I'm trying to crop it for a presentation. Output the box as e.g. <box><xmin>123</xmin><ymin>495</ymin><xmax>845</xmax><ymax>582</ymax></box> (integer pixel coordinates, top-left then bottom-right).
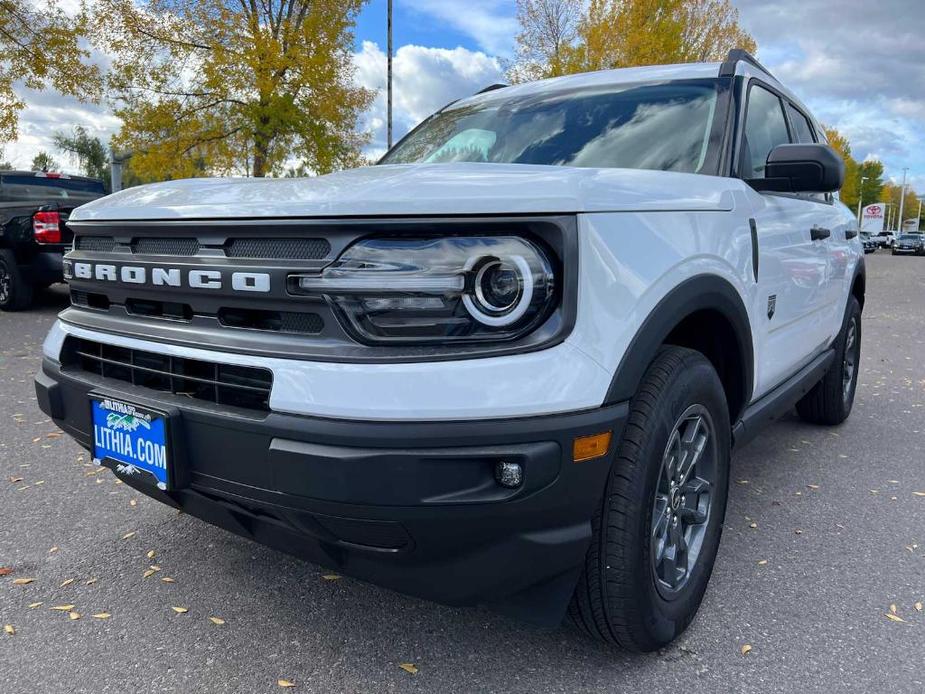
<box><xmin>30</xmin><ymin>151</ymin><xmax>59</xmax><ymax>172</ymax></box>
<box><xmin>92</xmin><ymin>0</ymin><xmax>373</xmax><ymax>179</ymax></box>
<box><xmin>0</xmin><ymin>160</ymin><xmax>12</xmax><ymax>170</ymax></box>
<box><xmin>857</xmin><ymin>159</ymin><xmax>884</xmax><ymax>210</ymax></box>
<box><xmin>0</xmin><ymin>1</ymin><xmax>102</xmax><ymax>142</ymax></box>
<box><xmin>53</xmin><ymin>125</ymin><xmax>110</xmax><ymax>181</ymax></box>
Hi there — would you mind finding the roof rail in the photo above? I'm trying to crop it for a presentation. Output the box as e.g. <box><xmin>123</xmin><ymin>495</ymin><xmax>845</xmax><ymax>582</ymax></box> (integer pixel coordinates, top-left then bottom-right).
<box><xmin>475</xmin><ymin>83</ymin><xmax>508</xmax><ymax>95</ymax></box>
<box><xmin>718</xmin><ymin>49</ymin><xmax>775</xmax><ymax>79</ymax></box>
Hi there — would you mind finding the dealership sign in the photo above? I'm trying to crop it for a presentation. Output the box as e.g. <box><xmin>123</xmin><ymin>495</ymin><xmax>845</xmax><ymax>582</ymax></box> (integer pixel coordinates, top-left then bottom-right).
<box><xmin>861</xmin><ymin>204</ymin><xmax>885</xmax><ymax>233</ymax></box>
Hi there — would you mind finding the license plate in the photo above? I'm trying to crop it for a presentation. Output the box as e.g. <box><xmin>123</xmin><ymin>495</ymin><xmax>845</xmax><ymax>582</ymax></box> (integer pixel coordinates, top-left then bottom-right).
<box><xmin>91</xmin><ymin>397</ymin><xmax>169</xmax><ymax>490</ymax></box>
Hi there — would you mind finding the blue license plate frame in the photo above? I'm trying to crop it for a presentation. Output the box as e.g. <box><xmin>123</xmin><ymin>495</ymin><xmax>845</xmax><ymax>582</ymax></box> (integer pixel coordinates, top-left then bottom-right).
<box><xmin>91</xmin><ymin>396</ymin><xmax>171</xmax><ymax>490</ymax></box>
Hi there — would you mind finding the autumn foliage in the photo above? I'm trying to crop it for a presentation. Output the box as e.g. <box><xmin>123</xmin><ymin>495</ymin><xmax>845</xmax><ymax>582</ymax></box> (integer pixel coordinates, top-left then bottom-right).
<box><xmin>510</xmin><ymin>0</ymin><xmax>756</xmax><ymax>82</ymax></box>
<box><xmin>90</xmin><ymin>0</ymin><xmax>372</xmax><ymax>179</ymax></box>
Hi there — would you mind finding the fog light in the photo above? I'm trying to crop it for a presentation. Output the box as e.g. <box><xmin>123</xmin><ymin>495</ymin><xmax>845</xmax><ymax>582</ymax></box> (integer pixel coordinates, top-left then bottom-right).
<box><xmin>494</xmin><ymin>461</ymin><xmax>523</xmax><ymax>489</ymax></box>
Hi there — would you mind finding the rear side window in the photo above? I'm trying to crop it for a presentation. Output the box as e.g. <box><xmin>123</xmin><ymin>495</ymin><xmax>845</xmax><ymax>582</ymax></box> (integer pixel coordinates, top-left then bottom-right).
<box><xmin>0</xmin><ymin>174</ymin><xmax>105</xmax><ymax>202</ymax></box>
<box><xmin>741</xmin><ymin>84</ymin><xmax>790</xmax><ymax>179</ymax></box>
<box><xmin>786</xmin><ymin>104</ymin><xmax>816</xmax><ymax>143</ymax></box>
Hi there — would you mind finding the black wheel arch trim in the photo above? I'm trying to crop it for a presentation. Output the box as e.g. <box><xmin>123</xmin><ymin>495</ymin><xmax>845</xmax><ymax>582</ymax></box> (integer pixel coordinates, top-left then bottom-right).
<box><xmin>603</xmin><ymin>274</ymin><xmax>754</xmax><ymax>420</ymax></box>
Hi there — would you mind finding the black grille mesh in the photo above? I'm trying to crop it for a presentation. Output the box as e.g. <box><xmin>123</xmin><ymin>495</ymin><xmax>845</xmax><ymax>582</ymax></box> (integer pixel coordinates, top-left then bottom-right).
<box><xmin>75</xmin><ymin>236</ymin><xmax>117</xmax><ymax>252</ymax></box>
<box><xmin>225</xmin><ymin>237</ymin><xmax>331</xmax><ymax>260</ymax></box>
<box><xmin>279</xmin><ymin>312</ymin><xmax>324</xmax><ymax>334</ymax></box>
<box><xmin>132</xmin><ymin>237</ymin><xmax>201</xmax><ymax>256</ymax></box>
<box><xmin>63</xmin><ymin>337</ymin><xmax>272</xmax><ymax>412</ymax></box>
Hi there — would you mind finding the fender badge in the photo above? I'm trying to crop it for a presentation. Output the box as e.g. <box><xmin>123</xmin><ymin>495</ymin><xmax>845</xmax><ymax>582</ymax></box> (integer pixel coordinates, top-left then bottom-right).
<box><xmin>767</xmin><ymin>294</ymin><xmax>777</xmax><ymax>320</ymax></box>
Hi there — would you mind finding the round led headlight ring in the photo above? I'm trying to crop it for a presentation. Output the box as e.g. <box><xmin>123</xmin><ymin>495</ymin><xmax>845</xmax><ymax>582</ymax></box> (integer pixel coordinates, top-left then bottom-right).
<box><xmin>463</xmin><ymin>254</ymin><xmax>534</xmax><ymax>327</ymax></box>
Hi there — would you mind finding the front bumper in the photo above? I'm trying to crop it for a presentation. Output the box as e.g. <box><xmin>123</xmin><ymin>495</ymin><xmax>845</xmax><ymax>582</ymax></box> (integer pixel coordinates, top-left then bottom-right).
<box><xmin>893</xmin><ymin>247</ymin><xmax>922</xmax><ymax>254</ymax></box>
<box><xmin>36</xmin><ymin>358</ymin><xmax>628</xmax><ymax>626</ymax></box>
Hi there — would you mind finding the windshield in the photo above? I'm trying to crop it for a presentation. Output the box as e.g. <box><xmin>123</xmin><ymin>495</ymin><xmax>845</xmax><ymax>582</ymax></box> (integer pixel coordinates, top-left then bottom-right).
<box><xmin>899</xmin><ymin>235</ymin><xmax>921</xmax><ymax>242</ymax></box>
<box><xmin>381</xmin><ymin>80</ymin><xmax>721</xmax><ymax>174</ymax></box>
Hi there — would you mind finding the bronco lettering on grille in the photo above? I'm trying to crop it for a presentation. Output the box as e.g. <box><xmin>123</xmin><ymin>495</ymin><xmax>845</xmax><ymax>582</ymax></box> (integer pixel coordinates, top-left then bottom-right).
<box><xmin>65</xmin><ymin>260</ymin><xmax>271</xmax><ymax>293</ymax></box>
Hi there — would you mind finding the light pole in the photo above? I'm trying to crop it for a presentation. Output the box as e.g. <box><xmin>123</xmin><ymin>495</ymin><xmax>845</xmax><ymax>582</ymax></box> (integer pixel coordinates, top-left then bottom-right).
<box><xmin>917</xmin><ymin>197</ymin><xmax>923</xmax><ymax>232</ymax></box>
<box><xmin>387</xmin><ymin>0</ymin><xmax>393</xmax><ymax>150</ymax></box>
<box><xmin>897</xmin><ymin>167</ymin><xmax>908</xmax><ymax>232</ymax></box>
<box><xmin>856</xmin><ymin>175</ymin><xmax>869</xmax><ymax>226</ymax></box>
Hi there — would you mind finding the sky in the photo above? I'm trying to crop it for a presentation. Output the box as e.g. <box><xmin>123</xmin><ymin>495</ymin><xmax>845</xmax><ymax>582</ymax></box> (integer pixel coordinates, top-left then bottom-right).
<box><xmin>5</xmin><ymin>0</ymin><xmax>925</xmax><ymax>192</ymax></box>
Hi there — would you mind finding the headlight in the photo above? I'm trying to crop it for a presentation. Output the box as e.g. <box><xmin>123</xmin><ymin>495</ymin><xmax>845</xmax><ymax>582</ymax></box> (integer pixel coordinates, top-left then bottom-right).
<box><xmin>289</xmin><ymin>236</ymin><xmax>556</xmax><ymax>344</ymax></box>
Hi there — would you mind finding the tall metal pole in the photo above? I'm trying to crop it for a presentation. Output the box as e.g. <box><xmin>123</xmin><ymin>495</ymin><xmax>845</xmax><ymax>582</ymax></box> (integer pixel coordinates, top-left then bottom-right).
<box><xmin>387</xmin><ymin>0</ymin><xmax>393</xmax><ymax>151</ymax></box>
<box><xmin>856</xmin><ymin>175</ymin><xmax>868</xmax><ymax>226</ymax></box>
<box><xmin>897</xmin><ymin>167</ymin><xmax>908</xmax><ymax>232</ymax></box>
<box><xmin>917</xmin><ymin>198</ymin><xmax>923</xmax><ymax>232</ymax></box>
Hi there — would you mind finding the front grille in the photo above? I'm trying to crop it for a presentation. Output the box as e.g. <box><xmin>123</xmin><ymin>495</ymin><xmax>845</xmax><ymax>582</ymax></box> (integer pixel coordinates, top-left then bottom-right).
<box><xmin>75</xmin><ymin>236</ymin><xmax>117</xmax><ymax>252</ymax></box>
<box><xmin>225</xmin><ymin>237</ymin><xmax>331</xmax><ymax>260</ymax></box>
<box><xmin>132</xmin><ymin>237</ymin><xmax>201</xmax><ymax>256</ymax></box>
<box><xmin>62</xmin><ymin>337</ymin><xmax>272</xmax><ymax>412</ymax></box>
<box><xmin>217</xmin><ymin>308</ymin><xmax>324</xmax><ymax>334</ymax></box>
<box><xmin>73</xmin><ymin>235</ymin><xmax>331</xmax><ymax>260</ymax></box>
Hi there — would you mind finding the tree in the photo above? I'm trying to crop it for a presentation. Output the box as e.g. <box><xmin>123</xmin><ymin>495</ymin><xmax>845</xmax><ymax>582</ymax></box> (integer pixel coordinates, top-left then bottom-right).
<box><xmin>92</xmin><ymin>0</ymin><xmax>373</xmax><ymax>179</ymax></box>
<box><xmin>31</xmin><ymin>151</ymin><xmax>59</xmax><ymax>172</ymax></box>
<box><xmin>824</xmin><ymin>125</ymin><xmax>860</xmax><ymax>211</ymax></box>
<box><xmin>53</xmin><ymin>125</ymin><xmax>110</xmax><ymax>182</ymax></box>
<box><xmin>508</xmin><ymin>0</ymin><xmax>583</xmax><ymax>82</ymax></box>
<box><xmin>510</xmin><ymin>0</ymin><xmax>757</xmax><ymax>80</ymax></box>
<box><xmin>0</xmin><ymin>1</ymin><xmax>102</xmax><ymax>142</ymax></box>
<box><xmin>880</xmin><ymin>181</ymin><xmax>921</xmax><ymax>231</ymax></box>
<box><xmin>857</xmin><ymin>159</ymin><xmax>884</xmax><ymax>210</ymax></box>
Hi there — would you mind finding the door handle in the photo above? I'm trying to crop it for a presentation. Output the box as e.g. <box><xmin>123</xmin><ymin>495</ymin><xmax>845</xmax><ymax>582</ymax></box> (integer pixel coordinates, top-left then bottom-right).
<box><xmin>810</xmin><ymin>226</ymin><xmax>831</xmax><ymax>241</ymax></box>
<box><xmin>846</xmin><ymin>229</ymin><xmax>858</xmax><ymax>239</ymax></box>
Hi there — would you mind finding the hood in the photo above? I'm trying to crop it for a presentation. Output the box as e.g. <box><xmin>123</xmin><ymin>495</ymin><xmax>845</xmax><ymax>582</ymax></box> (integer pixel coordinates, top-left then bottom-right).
<box><xmin>69</xmin><ymin>163</ymin><xmax>735</xmax><ymax>221</ymax></box>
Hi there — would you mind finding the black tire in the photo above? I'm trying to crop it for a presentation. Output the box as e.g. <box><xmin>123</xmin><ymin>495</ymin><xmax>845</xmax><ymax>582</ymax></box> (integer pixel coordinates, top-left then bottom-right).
<box><xmin>0</xmin><ymin>249</ymin><xmax>33</xmax><ymax>311</ymax></box>
<box><xmin>796</xmin><ymin>296</ymin><xmax>861</xmax><ymax>425</ymax></box>
<box><xmin>567</xmin><ymin>346</ymin><xmax>731</xmax><ymax>651</ymax></box>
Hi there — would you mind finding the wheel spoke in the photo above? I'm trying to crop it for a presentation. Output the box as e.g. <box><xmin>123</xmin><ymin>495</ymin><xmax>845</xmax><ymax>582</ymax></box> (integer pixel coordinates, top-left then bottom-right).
<box><xmin>681</xmin><ymin>478</ymin><xmax>710</xmax><ymax>495</ymax></box>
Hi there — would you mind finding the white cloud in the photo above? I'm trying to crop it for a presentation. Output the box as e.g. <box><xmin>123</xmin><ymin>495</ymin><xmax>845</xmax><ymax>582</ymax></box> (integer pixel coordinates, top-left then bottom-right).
<box><xmin>402</xmin><ymin>0</ymin><xmax>518</xmax><ymax>56</ymax></box>
<box><xmin>354</xmin><ymin>41</ymin><xmax>503</xmax><ymax>152</ymax></box>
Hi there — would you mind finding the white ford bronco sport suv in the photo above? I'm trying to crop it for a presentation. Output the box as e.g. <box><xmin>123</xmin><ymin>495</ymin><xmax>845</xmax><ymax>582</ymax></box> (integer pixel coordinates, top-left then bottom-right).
<box><xmin>35</xmin><ymin>51</ymin><xmax>864</xmax><ymax>651</ymax></box>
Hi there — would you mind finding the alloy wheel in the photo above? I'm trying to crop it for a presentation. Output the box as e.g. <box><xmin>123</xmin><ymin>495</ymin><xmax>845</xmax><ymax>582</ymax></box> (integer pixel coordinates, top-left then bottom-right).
<box><xmin>843</xmin><ymin>316</ymin><xmax>859</xmax><ymax>403</ymax></box>
<box><xmin>650</xmin><ymin>404</ymin><xmax>716</xmax><ymax>599</ymax></box>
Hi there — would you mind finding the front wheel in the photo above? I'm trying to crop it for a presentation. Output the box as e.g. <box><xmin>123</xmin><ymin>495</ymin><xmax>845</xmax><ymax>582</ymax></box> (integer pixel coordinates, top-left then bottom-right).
<box><xmin>796</xmin><ymin>297</ymin><xmax>861</xmax><ymax>425</ymax></box>
<box><xmin>567</xmin><ymin>347</ymin><xmax>730</xmax><ymax>651</ymax></box>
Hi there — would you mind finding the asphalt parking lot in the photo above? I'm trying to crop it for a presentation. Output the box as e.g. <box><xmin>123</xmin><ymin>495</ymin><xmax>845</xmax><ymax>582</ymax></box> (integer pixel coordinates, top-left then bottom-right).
<box><xmin>2</xmin><ymin>251</ymin><xmax>924</xmax><ymax>693</ymax></box>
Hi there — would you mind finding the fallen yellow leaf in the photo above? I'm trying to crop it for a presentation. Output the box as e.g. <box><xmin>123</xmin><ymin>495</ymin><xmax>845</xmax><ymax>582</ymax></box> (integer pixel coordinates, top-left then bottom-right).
<box><xmin>757</xmin><ymin>559</ymin><xmax>768</xmax><ymax>566</ymax></box>
<box><xmin>146</xmin><ymin>550</ymin><xmax>156</xmax><ymax>559</ymax></box>
<box><xmin>3</xmin><ymin>625</ymin><xmax>13</xmax><ymax>635</ymax></box>
<box><xmin>49</xmin><ymin>546</ymin><xmax>58</xmax><ymax>553</ymax></box>
<box><xmin>171</xmin><ymin>606</ymin><xmax>188</xmax><ymax>614</ymax></box>
<box><xmin>807</xmin><ymin>484</ymin><xmax>820</xmax><ymax>490</ymax></box>
<box><xmin>130</xmin><ymin>499</ymin><xmax>137</xmax><ymax>507</ymax></box>
<box><xmin>915</xmin><ymin>602</ymin><xmax>923</xmax><ymax>612</ymax></box>
<box><xmin>9</xmin><ymin>477</ymin><xmax>23</xmax><ymax>483</ymax></box>
<box><xmin>149</xmin><ymin>565</ymin><xmax>161</xmax><ymax>571</ymax></box>
<box><xmin>748</xmin><ymin>522</ymin><xmax>757</xmax><ymax>529</ymax></box>
<box><xmin>399</xmin><ymin>663</ymin><xmax>419</xmax><ymax>674</ymax></box>
<box><xmin>161</xmin><ymin>577</ymin><xmax>175</xmax><ymax>583</ymax></box>
<box><xmin>12</xmin><ymin>578</ymin><xmax>34</xmax><ymax>585</ymax></box>
<box><xmin>122</xmin><ymin>532</ymin><xmax>136</xmax><ymax>540</ymax></box>
<box><xmin>51</xmin><ymin>604</ymin><xmax>76</xmax><ymax>611</ymax></box>
<box><xmin>321</xmin><ymin>574</ymin><xmax>342</xmax><ymax>581</ymax></box>
<box><xmin>913</xmin><ymin>492</ymin><xmax>925</xmax><ymax>497</ymax></box>
<box><xmin>27</xmin><ymin>602</ymin><xmax>42</xmax><ymax>609</ymax></box>
<box><xmin>85</xmin><ymin>578</ymin><xmax>97</xmax><ymax>585</ymax></box>
<box><xmin>277</xmin><ymin>679</ymin><xmax>296</xmax><ymax>688</ymax></box>
<box><xmin>60</xmin><ymin>578</ymin><xmax>75</xmax><ymax>588</ymax></box>
<box><xmin>92</xmin><ymin>613</ymin><xmax>111</xmax><ymax>619</ymax></box>
<box><xmin>143</xmin><ymin>569</ymin><xmax>156</xmax><ymax>579</ymax></box>
<box><xmin>886</xmin><ymin>613</ymin><xmax>906</xmax><ymax>623</ymax></box>
<box><xmin>68</xmin><ymin>611</ymin><xmax>80</xmax><ymax>620</ymax></box>
<box><xmin>740</xmin><ymin>644</ymin><xmax>752</xmax><ymax>656</ymax></box>
<box><xmin>208</xmin><ymin>616</ymin><xmax>225</xmax><ymax>625</ymax></box>
<box><xmin>890</xmin><ymin>603</ymin><xmax>898</xmax><ymax>614</ymax></box>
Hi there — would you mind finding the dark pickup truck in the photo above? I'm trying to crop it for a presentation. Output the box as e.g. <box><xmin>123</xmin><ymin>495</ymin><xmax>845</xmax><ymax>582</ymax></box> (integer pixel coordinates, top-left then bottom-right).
<box><xmin>0</xmin><ymin>171</ymin><xmax>106</xmax><ymax>310</ymax></box>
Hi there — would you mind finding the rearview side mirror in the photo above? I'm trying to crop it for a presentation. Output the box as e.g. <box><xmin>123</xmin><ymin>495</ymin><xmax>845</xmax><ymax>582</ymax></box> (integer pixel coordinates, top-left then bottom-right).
<box><xmin>748</xmin><ymin>143</ymin><xmax>845</xmax><ymax>194</ymax></box>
